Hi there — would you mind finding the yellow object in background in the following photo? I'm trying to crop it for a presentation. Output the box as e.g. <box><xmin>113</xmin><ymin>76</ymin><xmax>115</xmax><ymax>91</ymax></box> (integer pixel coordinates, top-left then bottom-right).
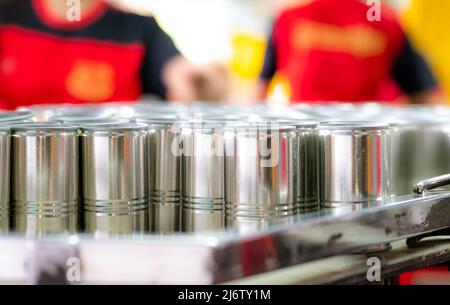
<box><xmin>230</xmin><ymin>32</ymin><xmax>266</xmax><ymax>79</ymax></box>
<box><xmin>402</xmin><ymin>0</ymin><xmax>450</xmax><ymax>100</ymax></box>
<box><xmin>229</xmin><ymin>31</ymin><xmax>292</xmax><ymax>104</ymax></box>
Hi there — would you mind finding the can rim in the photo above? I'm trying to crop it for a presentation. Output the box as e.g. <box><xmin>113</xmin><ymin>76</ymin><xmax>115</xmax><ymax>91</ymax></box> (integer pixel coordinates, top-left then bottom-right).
<box><xmin>81</xmin><ymin>122</ymin><xmax>149</xmax><ymax>132</ymax></box>
<box><xmin>223</xmin><ymin>123</ymin><xmax>297</xmax><ymax>132</ymax></box>
<box><xmin>135</xmin><ymin>118</ymin><xmax>179</xmax><ymax>125</ymax></box>
<box><xmin>10</xmin><ymin>123</ymin><xmax>79</xmax><ymax>132</ymax></box>
<box><xmin>49</xmin><ymin>115</ymin><xmax>125</xmax><ymax>123</ymax></box>
<box><xmin>257</xmin><ymin>119</ymin><xmax>319</xmax><ymax>128</ymax></box>
<box><xmin>318</xmin><ymin>121</ymin><xmax>390</xmax><ymax>131</ymax></box>
<box><xmin>57</xmin><ymin>118</ymin><xmax>130</xmax><ymax>125</ymax></box>
<box><xmin>180</xmin><ymin>120</ymin><xmax>225</xmax><ymax>131</ymax></box>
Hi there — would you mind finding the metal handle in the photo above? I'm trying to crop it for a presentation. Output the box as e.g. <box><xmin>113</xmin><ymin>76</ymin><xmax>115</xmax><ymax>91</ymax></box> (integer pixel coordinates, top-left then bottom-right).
<box><xmin>413</xmin><ymin>173</ymin><xmax>450</xmax><ymax>195</ymax></box>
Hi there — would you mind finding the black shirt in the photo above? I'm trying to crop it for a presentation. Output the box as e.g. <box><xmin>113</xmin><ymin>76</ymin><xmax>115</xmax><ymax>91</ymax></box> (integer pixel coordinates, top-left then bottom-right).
<box><xmin>0</xmin><ymin>0</ymin><xmax>180</xmax><ymax>108</ymax></box>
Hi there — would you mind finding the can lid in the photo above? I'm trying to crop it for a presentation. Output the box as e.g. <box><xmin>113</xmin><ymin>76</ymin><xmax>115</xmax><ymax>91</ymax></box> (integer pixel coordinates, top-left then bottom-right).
<box><xmin>202</xmin><ymin>115</ymin><xmax>246</xmax><ymax>121</ymax></box>
<box><xmin>223</xmin><ymin>122</ymin><xmax>297</xmax><ymax>132</ymax></box>
<box><xmin>0</xmin><ymin>110</ymin><xmax>35</xmax><ymax>123</ymax></box>
<box><xmin>181</xmin><ymin>120</ymin><xmax>225</xmax><ymax>130</ymax></box>
<box><xmin>52</xmin><ymin>116</ymin><xmax>129</xmax><ymax>125</ymax></box>
<box><xmin>50</xmin><ymin>114</ymin><xmax>125</xmax><ymax>123</ymax></box>
<box><xmin>319</xmin><ymin>121</ymin><xmax>390</xmax><ymax>131</ymax></box>
<box><xmin>10</xmin><ymin>123</ymin><xmax>79</xmax><ymax>132</ymax></box>
<box><xmin>81</xmin><ymin>122</ymin><xmax>148</xmax><ymax>132</ymax></box>
<box><xmin>135</xmin><ymin>118</ymin><xmax>179</xmax><ymax>126</ymax></box>
<box><xmin>256</xmin><ymin>119</ymin><xmax>319</xmax><ymax>128</ymax></box>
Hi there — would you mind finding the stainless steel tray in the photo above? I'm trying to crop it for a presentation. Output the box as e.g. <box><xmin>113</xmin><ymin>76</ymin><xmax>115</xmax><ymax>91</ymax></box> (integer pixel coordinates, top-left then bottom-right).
<box><xmin>1</xmin><ymin>176</ymin><xmax>450</xmax><ymax>284</ymax></box>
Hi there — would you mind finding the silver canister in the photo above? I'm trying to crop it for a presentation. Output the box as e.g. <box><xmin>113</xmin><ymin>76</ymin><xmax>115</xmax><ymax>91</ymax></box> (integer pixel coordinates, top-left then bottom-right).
<box><xmin>81</xmin><ymin>123</ymin><xmax>148</xmax><ymax>236</ymax></box>
<box><xmin>271</xmin><ymin>120</ymin><xmax>319</xmax><ymax>212</ymax></box>
<box><xmin>319</xmin><ymin>122</ymin><xmax>391</xmax><ymax>207</ymax></box>
<box><xmin>11</xmin><ymin>124</ymin><xmax>79</xmax><ymax>236</ymax></box>
<box><xmin>181</xmin><ymin>122</ymin><xmax>225</xmax><ymax>232</ymax></box>
<box><xmin>224</xmin><ymin>123</ymin><xmax>298</xmax><ymax>231</ymax></box>
<box><xmin>373</xmin><ymin>112</ymin><xmax>449</xmax><ymax>196</ymax></box>
<box><xmin>402</xmin><ymin>116</ymin><xmax>450</xmax><ymax>195</ymax></box>
<box><xmin>0</xmin><ymin>127</ymin><xmax>10</xmax><ymax>233</ymax></box>
<box><xmin>297</xmin><ymin>122</ymin><xmax>320</xmax><ymax>212</ymax></box>
<box><xmin>140</xmin><ymin>119</ymin><xmax>182</xmax><ymax>234</ymax></box>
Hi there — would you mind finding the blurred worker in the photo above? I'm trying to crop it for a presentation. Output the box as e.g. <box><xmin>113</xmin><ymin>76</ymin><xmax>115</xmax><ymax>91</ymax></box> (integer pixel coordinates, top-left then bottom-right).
<box><xmin>0</xmin><ymin>0</ymin><xmax>202</xmax><ymax>109</ymax></box>
<box><xmin>259</xmin><ymin>0</ymin><xmax>439</xmax><ymax>104</ymax></box>
<box><xmin>403</xmin><ymin>0</ymin><xmax>450</xmax><ymax>102</ymax></box>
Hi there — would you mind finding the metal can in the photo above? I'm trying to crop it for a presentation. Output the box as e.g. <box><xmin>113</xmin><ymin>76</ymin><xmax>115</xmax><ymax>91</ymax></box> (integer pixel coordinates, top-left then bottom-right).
<box><xmin>11</xmin><ymin>123</ymin><xmax>79</xmax><ymax>236</ymax></box>
<box><xmin>80</xmin><ymin>123</ymin><xmax>148</xmax><ymax>235</ymax></box>
<box><xmin>0</xmin><ymin>127</ymin><xmax>10</xmax><ymax>233</ymax></box>
<box><xmin>297</xmin><ymin>122</ymin><xmax>320</xmax><ymax>212</ymax></box>
<box><xmin>373</xmin><ymin>112</ymin><xmax>449</xmax><ymax>196</ymax></box>
<box><xmin>224</xmin><ymin>123</ymin><xmax>298</xmax><ymax>230</ymax></box>
<box><xmin>141</xmin><ymin>119</ymin><xmax>182</xmax><ymax>234</ymax></box>
<box><xmin>181</xmin><ymin>122</ymin><xmax>225</xmax><ymax>232</ymax></box>
<box><xmin>319</xmin><ymin>122</ymin><xmax>391</xmax><ymax>207</ymax></box>
<box><xmin>267</xmin><ymin>119</ymin><xmax>320</xmax><ymax>212</ymax></box>
<box><xmin>399</xmin><ymin>115</ymin><xmax>450</xmax><ymax>196</ymax></box>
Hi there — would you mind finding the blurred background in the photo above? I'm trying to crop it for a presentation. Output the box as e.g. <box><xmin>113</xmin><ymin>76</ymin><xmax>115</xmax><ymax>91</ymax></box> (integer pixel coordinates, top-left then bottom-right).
<box><xmin>110</xmin><ymin>0</ymin><xmax>450</xmax><ymax>105</ymax></box>
<box><xmin>1</xmin><ymin>0</ymin><xmax>449</xmax><ymax>107</ymax></box>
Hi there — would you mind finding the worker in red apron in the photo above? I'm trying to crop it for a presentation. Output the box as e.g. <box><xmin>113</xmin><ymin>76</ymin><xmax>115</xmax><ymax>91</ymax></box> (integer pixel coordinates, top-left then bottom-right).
<box><xmin>0</xmin><ymin>0</ymin><xmax>200</xmax><ymax>109</ymax></box>
<box><xmin>259</xmin><ymin>0</ymin><xmax>439</xmax><ymax>104</ymax></box>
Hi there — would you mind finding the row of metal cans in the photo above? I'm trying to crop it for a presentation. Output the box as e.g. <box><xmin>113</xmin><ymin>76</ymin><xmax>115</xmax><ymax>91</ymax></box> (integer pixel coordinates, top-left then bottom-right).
<box><xmin>0</xmin><ymin>108</ymin><xmax>321</xmax><ymax>236</ymax></box>
<box><xmin>2</xmin><ymin>101</ymin><xmax>450</xmax><ymax>236</ymax></box>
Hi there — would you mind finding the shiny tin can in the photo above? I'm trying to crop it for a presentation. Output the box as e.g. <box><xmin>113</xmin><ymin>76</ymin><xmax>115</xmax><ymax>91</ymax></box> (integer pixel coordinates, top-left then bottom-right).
<box><xmin>319</xmin><ymin>122</ymin><xmax>391</xmax><ymax>207</ymax></box>
<box><xmin>140</xmin><ymin>119</ymin><xmax>182</xmax><ymax>234</ymax></box>
<box><xmin>295</xmin><ymin>121</ymin><xmax>319</xmax><ymax>212</ymax></box>
<box><xmin>11</xmin><ymin>124</ymin><xmax>79</xmax><ymax>236</ymax></box>
<box><xmin>80</xmin><ymin>123</ymin><xmax>148</xmax><ymax>235</ymax></box>
<box><xmin>181</xmin><ymin>122</ymin><xmax>225</xmax><ymax>232</ymax></box>
<box><xmin>224</xmin><ymin>123</ymin><xmax>298</xmax><ymax>229</ymax></box>
<box><xmin>266</xmin><ymin>119</ymin><xmax>319</xmax><ymax>212</ymax></box>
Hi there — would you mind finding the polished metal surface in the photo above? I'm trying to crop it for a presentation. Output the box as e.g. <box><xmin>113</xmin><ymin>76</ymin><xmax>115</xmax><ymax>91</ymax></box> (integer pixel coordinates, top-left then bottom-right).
<box><xmin>374</xmin><ymin>112</ymin><xmax>450</xmax><ymax>196</ymax></box>
<box><xmin>224</xmin><ymin>124</ymin><xmax>298</xmax><ymax>230</ymax></box>
<box><xmin>0</xmin><ymin>127</ymin><xmax>10</xmax><ymax>233</ymax></box>
<box><xmin>319</xmin><ymin>122</ymin><xmax>392</xmax><ymax>207</ymax></box>
<box><xmin>382</xmin><ymin>118</ymin><xmax>433</xmax><ymax>196</ymax></box>
<box><xmin>407</xmin><ymin>119</ymin><xmax>450</xmax><ymax>195</ymax></box>
<box><xmin>2</xmin><ymin>185</ymin><xmax>449</xmax><ymax>284</ymax></box>
<box><xmin>280</xmin><ymin>120</ymin><xmax>319</xmax><ymax>212</ymax></box>
<box><xmin>0</xmin><ymin>110</ymin><xmax>35</xmax><ymax>124</ymax></box>
<box><xmin>11</xmin><ymin>124</ymin><xmax>79</xmax><ymax>236</ymax></box>
<box><xmin>214</xmin><ymin>192</ymin><xmax>450</xmax><ymax>283</ymax></box>
<box><xmin>80</xmin><ymin>123</ymin><xmax>148</xmax><ymax>235</ymax></box>
<box><xmin>2</xmin><ymin>103</ymin><xmax>450</xmax><ymax>284</ymax></box>
<box><xmin>143</xmin><ymin>119</ymin><xmax>182</xmax><ymax>234</ymax></box>
<box><xmin>413</xmin><ymin>173</ymin><xmax>450</xmax><ymax>195</ymax></box>
<box><xmin>50</xmin><ymin>116</ymin><xmax>129</xmax><ymax>125</ymax></box>
<box><xmin>182</xmin><ymin>123</ymin><xmax>225</xmax><ymax>232</ymax></box>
